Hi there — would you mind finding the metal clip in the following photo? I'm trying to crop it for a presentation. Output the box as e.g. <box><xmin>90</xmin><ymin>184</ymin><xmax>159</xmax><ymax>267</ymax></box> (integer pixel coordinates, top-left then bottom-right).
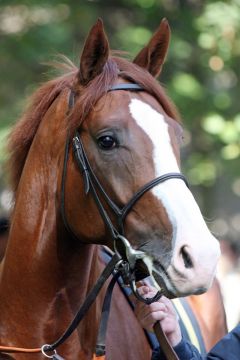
<box><xmin>114</xmin><ymin>260</ymin><xmax>131</xmax><ymax>285</ymax></box>
<box><xmin>72</xmin><ymin>135</ymin><xmax>90</xmax><ymax>194</ymax></box>
<box><xmin>114</xmin><ymin>235</ymin><xmax>145</xmax><ymax>270</ymax></box>
<box><xmin>41</xmin><ymin>345</ymin><xmax>65</xmax><ymax>359</ymax></box>
<box><xmin>52</xmin><ymin>354</ymin><xmax>65</xmax><ymax>360</ymax></box>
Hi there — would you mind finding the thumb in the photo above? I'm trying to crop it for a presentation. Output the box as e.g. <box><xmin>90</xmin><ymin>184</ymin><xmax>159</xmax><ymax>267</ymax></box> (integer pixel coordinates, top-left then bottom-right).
<box><xmin>129</xmin><ymin>285</ymin><xmax>150</xmax><ymax>306</ymax></box>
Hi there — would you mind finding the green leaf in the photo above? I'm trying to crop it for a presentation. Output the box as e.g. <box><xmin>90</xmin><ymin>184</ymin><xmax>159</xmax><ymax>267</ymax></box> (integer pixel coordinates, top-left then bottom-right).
<box><xmin>0</xmin><ymin>127</ymin><xmax>10</xmax><ymax>163</ymax></box>
<box><xmin>172</xmin><ymin>73</ymin><xmax>203</xmax><ymax>100</ymax></box>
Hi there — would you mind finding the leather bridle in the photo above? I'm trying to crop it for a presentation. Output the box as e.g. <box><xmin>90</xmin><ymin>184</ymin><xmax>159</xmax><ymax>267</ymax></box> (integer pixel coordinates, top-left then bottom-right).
<box><xmin>0</xmin><ymin>83</ymin><xmax>188</xmax><ymax>360</ymax></box>
<box><xmin>58</xmin><ymin>83</ymin><xmax>188</xmax><ymax>359</ymax></box>
<box><xmin>61</xmin><ymin>83</ymin><xmax>188</xmax><ymax>301</ymax></box>
<box><xmin>71</xmin><ymin>132</ymin><xmax>188</xmax><ymax>239</ymax></box>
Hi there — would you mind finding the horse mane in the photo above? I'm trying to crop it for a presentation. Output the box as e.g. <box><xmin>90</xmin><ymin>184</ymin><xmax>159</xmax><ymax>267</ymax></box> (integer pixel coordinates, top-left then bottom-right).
<box><xmin>8</xmin><ymin>54</ymin><xmax>180</xmax><ymax>195</ymax></box>
<box><xmin>8</xmin><ymin>59</ymin><xmax>78</xmax><ymax>194</ymax></box>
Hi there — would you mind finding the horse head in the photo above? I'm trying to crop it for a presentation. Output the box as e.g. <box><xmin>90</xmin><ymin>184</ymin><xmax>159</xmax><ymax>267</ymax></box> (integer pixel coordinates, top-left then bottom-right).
<box><xmin>59</xmin><ymin>19</ymin><xmax>220</xmax><ymax>299</ymax></box>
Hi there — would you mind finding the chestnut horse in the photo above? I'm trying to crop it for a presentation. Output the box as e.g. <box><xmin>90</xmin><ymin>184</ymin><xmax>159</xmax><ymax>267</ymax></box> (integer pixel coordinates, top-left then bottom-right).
<box><xmin>0</xmin><ymin>19</ymin><xmax>224</xmax><ymax>359</ymax></box>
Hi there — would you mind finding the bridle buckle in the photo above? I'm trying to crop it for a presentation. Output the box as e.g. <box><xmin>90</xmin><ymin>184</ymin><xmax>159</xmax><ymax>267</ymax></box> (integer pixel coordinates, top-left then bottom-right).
<box><xmin>114</xmin><ymin>234</ymin><xmax>145</xmax><ymax>270</ymax></box>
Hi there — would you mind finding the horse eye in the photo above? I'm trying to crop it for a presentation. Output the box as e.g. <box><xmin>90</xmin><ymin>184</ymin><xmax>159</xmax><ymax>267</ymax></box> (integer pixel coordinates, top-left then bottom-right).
<box><xmin>97</xmin><ymin>135</ymin><xmax>117</xmax><ymax>150</ymax></box>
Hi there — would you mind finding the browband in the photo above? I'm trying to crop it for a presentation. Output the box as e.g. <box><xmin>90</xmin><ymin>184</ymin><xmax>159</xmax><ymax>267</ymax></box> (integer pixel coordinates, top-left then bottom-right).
<box><xmin>108</xmin><ymin>83</ymin><xmax>144</xmax><ymax>92</ymax></box>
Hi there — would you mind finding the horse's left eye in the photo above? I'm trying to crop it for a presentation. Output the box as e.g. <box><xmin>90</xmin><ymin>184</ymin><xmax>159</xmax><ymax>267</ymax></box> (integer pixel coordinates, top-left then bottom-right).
<box><xmin>97</xmin><ymin>135</ymin><xmax>117</xmax><ymax>150</ymax></box>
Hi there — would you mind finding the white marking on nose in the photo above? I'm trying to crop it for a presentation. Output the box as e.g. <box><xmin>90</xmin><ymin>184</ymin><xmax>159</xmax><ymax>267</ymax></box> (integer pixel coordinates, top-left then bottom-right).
<box><xmin>129</xmin><ymin>98</ymin><xmax>179</xmax><ymax>228</ymax></box>
<box><xmin>129</xmin><ymin>99</ymin><xmax>179</xmax><ymax>176</ymax></box>
<box><xmin>129</xmin><ymin>98</ymin><xmax>220</xmax><ymax>294</ymax></box>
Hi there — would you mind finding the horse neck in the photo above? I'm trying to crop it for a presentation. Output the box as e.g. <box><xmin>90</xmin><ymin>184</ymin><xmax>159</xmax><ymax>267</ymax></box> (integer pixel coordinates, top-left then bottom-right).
<box><xmin>0</xmin><ymin>192</ymin><xmax>102</xmax><ymax>348</ymax></box>
<box><xmin>0</xmin><ymin>95</ymin><xmax>103</xmax><ymax>351</ymax></box>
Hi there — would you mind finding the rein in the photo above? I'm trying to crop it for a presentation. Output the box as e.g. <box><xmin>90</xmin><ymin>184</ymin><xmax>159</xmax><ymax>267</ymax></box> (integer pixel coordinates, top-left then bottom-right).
<box><xmin>0</xmin><ymin>83</ymin><xmax>186</xmax><ymax>360</ymax></box>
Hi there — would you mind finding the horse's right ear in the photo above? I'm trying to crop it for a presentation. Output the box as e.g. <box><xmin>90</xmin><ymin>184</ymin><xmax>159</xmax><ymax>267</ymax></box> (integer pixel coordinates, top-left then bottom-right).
<box><xmin>133</xmin><ymin>19</ymin><xmax>170</xmax><ymax>78</ymax></box>
<box><xmin>79</xmin><ymin>19</ymin><xmax>109</xmax><ymax>85</ymax></box>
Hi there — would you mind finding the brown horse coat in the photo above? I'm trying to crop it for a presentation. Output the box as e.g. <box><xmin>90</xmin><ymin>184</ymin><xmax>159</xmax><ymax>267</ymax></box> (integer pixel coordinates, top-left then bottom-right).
<box><xmin>0</xmin><ymin>19</ymin><xmax>225</xmax><ymax>359</ymax></box>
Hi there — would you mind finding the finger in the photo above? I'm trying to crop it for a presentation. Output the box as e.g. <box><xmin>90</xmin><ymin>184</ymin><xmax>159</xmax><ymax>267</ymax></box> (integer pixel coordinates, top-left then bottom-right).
<box><xmin>135</xmin><ymin>301</ymin><xmax>167</xmax><ymax>316</ymax></box>
<box><xmin>142</xmin><ymin>283</ymin><xmax>158</xmax><ymax>295</ymax></box>
<box><xmin>137</xmin><ymin>283</ymin><xmax>158</xmax><ymax>295</ymax></box>
<box><xmin>139</xmin><ymin>310</ymin><xmax>167</xmax><ymax>332</ymax></box>
<box><xmin>130</xmin><ymin>285</ymin><xmax>151</xmax><ymax>306</ymax></box>
<box><xmin>159</xmin><ymin>315</ymin><xmax>179</xmax><ymax>335</ymax></box>
<box><xmin>137</xmin><ymin>285</ymin><xmax>151</xmax><ymax>296</ymax></box>
<box><xmin>137</xmin><ymin>287</ymin><xmax>159</xmax><ymax>301</ymax></box>
<box><xmin>135</xmin><ymin>302</ymin><xmax>167</xmax><ymax>324</ymax></box>
<box><xmin>159</xmin><ymin>296</ymin><xmax>177</xmax><ymax>316</ymax></box>
<box><xmin>135</xmin><ymin>293</ymin><xmax>168</xmax><ymax>319</ymax></box>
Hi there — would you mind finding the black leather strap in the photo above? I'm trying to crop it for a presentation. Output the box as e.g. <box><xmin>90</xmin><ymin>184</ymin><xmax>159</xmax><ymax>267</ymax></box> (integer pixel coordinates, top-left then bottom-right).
<box><xmin>60</xmin><ymin>135</ymin><xmax>80</xmax><ymax>242</ymax></box>
<box><xmin>72</xmin><ymin>131</ymin><xmax>189</xmax><ymax>238</ymax></box>
<box><xmin>72</xmin><ymin>134</ymin><xmax>119</xmax><ymax>240</ymax></box>
<box><xmin>73</xmin><ymin>136</ymin><xmax>90</xmax><ymax>194</ymax></box>
<box><xmin>46</xmin><ymin>254</ymin><xmax>120</xmax><ymax>352</ymax></box>
<box><xmin>73</xmin><ymin>134</ymin><xmax>122</xmax><ymax>216</ymax></box>
<box><xmin>95</xmin><ymin>273</ymin><xmax>120</xmax><ymax>356</ymax></box>
<box><xmin>121</xmin><ymin>173</ymin><xmax>189</xmax><ymax>222</ymax></box>
<box><xmin>108</xmin><ymin>84</ymin><xmax>144</xmax><ymax>92</ymax></box>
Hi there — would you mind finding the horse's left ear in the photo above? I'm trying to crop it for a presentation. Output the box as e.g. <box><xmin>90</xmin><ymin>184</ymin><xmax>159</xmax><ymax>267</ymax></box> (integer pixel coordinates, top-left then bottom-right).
<box><xmin>79</xmin><ymin>19</ymin><xmax>109</xmax><ymax>85</ymax></box>
<box><xmin>133</xmin><ymin>18</ymin><xmax>170</xmax><ymax>78</ymax></box>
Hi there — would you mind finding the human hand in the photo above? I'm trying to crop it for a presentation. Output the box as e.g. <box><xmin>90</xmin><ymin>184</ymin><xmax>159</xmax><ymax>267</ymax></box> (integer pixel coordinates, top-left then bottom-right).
<box><xmin>135</xmin><ymin>285</ymin><xmax>182</xmax><ymax>347</ymax></box>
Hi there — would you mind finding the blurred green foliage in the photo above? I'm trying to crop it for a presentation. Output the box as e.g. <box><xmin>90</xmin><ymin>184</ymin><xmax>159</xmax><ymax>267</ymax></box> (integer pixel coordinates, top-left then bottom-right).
<box><xmin>0</xmin><ymin>0</ymin><xmax>239</xmax><ymax>243</ymax></box>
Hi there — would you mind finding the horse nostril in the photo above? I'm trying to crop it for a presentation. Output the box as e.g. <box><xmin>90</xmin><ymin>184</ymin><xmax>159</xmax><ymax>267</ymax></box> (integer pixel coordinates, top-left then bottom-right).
<box><xmin>181</xmin><ymin>246</ymin><xmax>193</xmax><ymax>269</ymax></box>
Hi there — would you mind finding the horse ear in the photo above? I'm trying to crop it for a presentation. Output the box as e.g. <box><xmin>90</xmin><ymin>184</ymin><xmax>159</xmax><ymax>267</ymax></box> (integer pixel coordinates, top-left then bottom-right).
<box><xmin>133</xmin><ymin>18</ymin><xmax>170</xmax><ymax>78</ymax></box>
<box><xmin>79</xmin><ymin>19</ymin><xmax>109</xmax><ymax>85</ymax></box>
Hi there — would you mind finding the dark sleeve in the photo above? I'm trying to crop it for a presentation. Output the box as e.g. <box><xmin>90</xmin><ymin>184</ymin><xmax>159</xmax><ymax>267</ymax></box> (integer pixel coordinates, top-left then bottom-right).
<box><xmin>151</xmin><ymin>339</ymin><xmax>203</xmax><ymax>360</ymax></box>
<box><xmin>206</xmin><ymin>324</ymin><xmax>240</xmax><ymax>360</ymax></box>
<box><xmin>152</xmin><ymin>324</ymin><xmax>240</xmax><ymax>360</ymax></box>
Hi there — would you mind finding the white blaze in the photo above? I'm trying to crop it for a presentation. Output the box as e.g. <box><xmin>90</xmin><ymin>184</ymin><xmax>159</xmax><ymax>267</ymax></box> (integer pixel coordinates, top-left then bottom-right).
<box><xmin>129</xmin><ymin>98</ymin><xmax>220</xmax><ymax>294</ymax></box>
